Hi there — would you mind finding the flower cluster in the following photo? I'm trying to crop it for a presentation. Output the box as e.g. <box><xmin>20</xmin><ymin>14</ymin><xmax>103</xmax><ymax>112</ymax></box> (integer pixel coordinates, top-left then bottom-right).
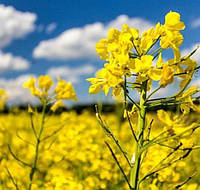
<box><xmin>0</xmin><ymin>88</ymin><xmax>7</xmax><ymax>110</ymax></box>
<box><xmin>87</xmin><ymin>11</ymin><xmax>198</xmax><ymax>96</ymax></box>
<box><xmin>23</xmin><ymin>75</ymin><xmax>77</xmax><ymax>111</ymax></box>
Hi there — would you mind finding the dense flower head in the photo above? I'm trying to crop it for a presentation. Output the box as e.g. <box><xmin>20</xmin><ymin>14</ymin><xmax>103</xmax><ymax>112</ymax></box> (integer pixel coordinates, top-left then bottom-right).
<box><xmin>54</xmin><ymin>78</ymin><xmax>77</xmax><ymax>101</ymax></box>
<box><xmin>23</xmin><ymin>75</ymin><xmax>77</xmax><ymax>112</ymax></box>
<box><xmin>87</xmin><ymin>11</ymin><xmax>198</xmax><ymax>99</ymax></box>
<box><xmin>0</xmin><ymin>88</ymin><xmax>7</xmax><ymax>110</ymax></box>
<box><xmin>38</xmin><ymin>75</ymin><xmax>54</xmax><ymax>92</ymax></box>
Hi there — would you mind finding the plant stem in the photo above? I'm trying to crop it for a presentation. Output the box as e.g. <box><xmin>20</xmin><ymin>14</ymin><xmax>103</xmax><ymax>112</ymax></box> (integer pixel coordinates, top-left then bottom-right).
<box><xmin>130</xmin><ymin>81</ymin><xmax>147</xmax><ymax>190</ymax></box>
<box><xmin>28</xmin><ymin>100</ymin><xmax>46</xmax><ymax>190</ymax></box>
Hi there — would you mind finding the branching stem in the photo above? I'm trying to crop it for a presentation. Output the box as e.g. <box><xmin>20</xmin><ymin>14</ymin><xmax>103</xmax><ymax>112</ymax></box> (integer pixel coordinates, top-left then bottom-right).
<box><xmin>28</xmin><ymin>100</ymin><xmax>47</xmax><ymax>190</ymax></box>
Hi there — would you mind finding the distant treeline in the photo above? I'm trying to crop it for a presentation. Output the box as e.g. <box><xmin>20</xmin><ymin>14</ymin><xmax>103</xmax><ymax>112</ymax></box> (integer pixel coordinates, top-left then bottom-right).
<box><xmin>1</xmin><ymin>100</ymin><xmax>200</xmax><ymax>114</ymax></box>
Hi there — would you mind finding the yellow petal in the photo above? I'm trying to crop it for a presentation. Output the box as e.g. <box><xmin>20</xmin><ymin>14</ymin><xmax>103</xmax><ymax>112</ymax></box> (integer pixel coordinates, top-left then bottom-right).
<box><xmin>88</xmin><ymin>85</ymin><xmax>101</xmax><ymax>94</ymax></box>
<box><xmin>156</xmin><ymin>53</ymin><xmax>164</xmax><ymax>68</ymax></box>
<box><xmin>148</xmin><ymin>68</ymin><xmax>162</xmax><ymax>81</ymax></box>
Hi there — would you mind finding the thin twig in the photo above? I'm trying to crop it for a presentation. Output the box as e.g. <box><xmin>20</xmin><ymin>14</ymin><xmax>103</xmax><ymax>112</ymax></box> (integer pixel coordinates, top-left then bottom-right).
<box><xmin>175</xmin><ymin>172</ymin><xmax>197</xmax><ymax>189</ymax></box>
<box><xmin>174</xmin><ymin>66</ymin><xmax>200</xmax><ymax>76</ymax></box>
<box><xmin>16</xmin><ymin>131</ymin><xmax>35</xmax><ymax>146</ymax></box>
<box><xmin>146</xmin><ymin>119</ymin><xmax>154</xmax><ymax>141</ymax></box>
<box><xmin>140</xmin><ymin>120</ymin><xmax>154</xmax><ymax>165</ymax></box>
<box><xmin>30</xmin><ymin>114</ymin><xmax>37</xmax><ymax>138</ymax></box>
<box><xmin>145</xmin><ymin>36</ymin><xmax>161</xmax><ymax>55</ymax></box>
<box><xmin>126</xmin><ymin>93</ymin><xmax>140</xmax><ymax>110</ymax></box>
<box><xmin>41</xmin><ymin>124</ymin><xmax>65</xmax><ymax>141</ymax></box>
<box><xmin>148</xmin><ymin>143</ymin><xmax>182</xmax><ymax>174</ymax></box>
<box><xmin>145</xmin><ymin>86</ymin><xmax>162</xmax><ymax>103</ymax></box>
<box><xmin>151</xmin><ymin>47</ymin><xmax>162</xmax><ymax>56</ymax></box>
<box><xmin>123</xmin><ymin>78</ymin><xmax>139</xmax><ymax>143</ymax></box>
<box><xmin>139</xmin><ymin>148</ymin><xmax>192</xmax><ymax>184</ymax></box>
<box><xmin>5</xmin><ymin>167</ymin><xmax>20</xmax><ymax>190</ymax></box>
<box><xmin>8</xmin><ymin>144</ymin><xmax>32</xmax><ymax>168</ymax></box>
<box><xmin>95</xmin><ymin>105</ymin><xmax>132</xmax><ymax>167</ymax></box>
<box><xmin>105</xmin><ymin>141</ymin><xmax>134</xmax><ymax>190</ymax></box>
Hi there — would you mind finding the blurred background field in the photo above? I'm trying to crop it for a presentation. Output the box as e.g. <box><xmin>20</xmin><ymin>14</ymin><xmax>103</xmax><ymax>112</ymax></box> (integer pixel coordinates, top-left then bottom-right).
<box><xmin>0</xmin><ymin>1</ymin><xmax>200</xmax><ymax>189</ymax></box>
<box><xmin>0</xmin><ymin>104</ymin><xmax>200</xmax><ymax>189</ymax></box>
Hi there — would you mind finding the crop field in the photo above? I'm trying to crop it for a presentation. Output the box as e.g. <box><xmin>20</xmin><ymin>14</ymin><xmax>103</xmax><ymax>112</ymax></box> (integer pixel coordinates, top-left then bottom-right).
<box><xmin>0</xmin><ymin>2</ymin><xmax>200</xmax><ymax>189</ymax></box>
<box><xmin>0</xmin><ymin>109</ymin><xmax>200</xmax><ymax>190</ymax></box>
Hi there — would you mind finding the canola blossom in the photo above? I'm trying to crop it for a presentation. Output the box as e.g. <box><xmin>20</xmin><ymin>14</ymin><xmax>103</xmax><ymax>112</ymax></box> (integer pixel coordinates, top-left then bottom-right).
<box><xmin>87</xmin><ymin>11</ymin><xmax>200</xmax><ymax>189</ymax></box>
<box><xmin>0</xmin><ymin>89</ymin><xmax>7</xmax><ymax>110</ymax></box>
<box><xmin>0</xmin><ymin>11</ymin><xmax>200</xmax><ymax>190</ymax></box>
<box><xmin>23</xmin><ymin>75</ymin><xmax>77</xmax><ymax>112</ymax></box>
<box><xmin>87</xmin><ymin>11</ymin><xmax>198</xmax><ymax>96</ymax></box>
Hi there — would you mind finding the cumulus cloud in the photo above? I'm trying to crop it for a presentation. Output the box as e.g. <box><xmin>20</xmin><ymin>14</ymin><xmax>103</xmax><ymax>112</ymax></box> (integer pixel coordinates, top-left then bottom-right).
<box><xmin>47</xmin><ymin>64</ymin><xmax>96</xmax><ymax>83</ymax></box>
<box><xmin>0</xmin><ymin>4</ymin><xmax>36</xmax><ymax>48</ymax></box>
<box><xmin>0</xmin><ymin>51</ymin><xmax>30</xmax><ymax>72</ymax></box>
<box><xmin>46</xmin><ymin>23</ymin><xmax>57</xmax><ymax>34</ymax></box>
<box><xmin>33</xmin><ymin>15</ymin><xmax>154</xmax><ymax>60</ymax></box>
<box><xmin>0</xmin><ymin>74</ymin><xmax>38</xmax><ymax>105</ymax></box>
<box><xmin>0</xmin><ymin>4</ymin><xmax>36</xmax><ymax>72</ymax></box>
<box><xmin>191</xmin><ymin>18</ymin><xmax>200</xmax><ymax>28</ymax></box>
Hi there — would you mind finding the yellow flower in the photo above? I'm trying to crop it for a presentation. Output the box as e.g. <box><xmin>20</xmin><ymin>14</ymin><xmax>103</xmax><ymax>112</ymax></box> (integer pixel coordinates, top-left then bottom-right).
<box><xmin>23</xmin><ymin>76</ymin><xmax>77</xmax><ymax>105</ymax></box>
<box><xmin>184</xmin><ymin>183</ymin><xmax>198</xmax><ymax>190</ymax></box>
<box><xmin>134</xmin><ymin>55</ymin><xmax>153</xmax><ymax>73</ymax></box>
<box><xmin>95</xmin><ymin>39</ymin><xmax>109</xmax><ymax>60</ymax></box>
<box><xmin>23</xmin><ymin>77</ymin><xmax>36</xmax><ymax>89</ymax></box>
<box><xmin>139</xmin><ymin>23</ymin><xmax>162</xmax><ymax>54</ymax></box>
<box><xmin>156</xmin><ymin>53</ymin><xmax>164</xmax><ymax>68</ymax></box>
<box><xmin>177</xmin><ymin>87</ymin><xmax>199</xmax><ymax>100</ymax></box>
<box><xmin>176</xmin><ymin>87</ymin><xmax>200</xmax><ymax>114</ymax></box>
<box><xmin>55</xmin><ymin>79</ymin><xmax>77</xmax><ymax>101</ymax></box>
<box><xmin>160</xmin><ymin>30</ymin><xmax>183</xmax><ymax>49</ymax></box>
<box><xmin>159</xmin><ymin>65</ymin><xmax>174</xmax><ymax>87</ymax></box>
<box><xmin>160</xmin><ymin>12</ymin><xmax>185</xmax><ymax>50</ymax></box>
<box><xmin>28</xmin><ymin>104</ymin><xmax>34</xmax><ymax>114</ymax></box>
<box><xmin>87</xmin><ymin>65</ymin><xmax>123</xmax><ymax>96</ymax></box>
<box><xmin>23</xmin><ymin>77</ymin><xmax>40</xmax><ymax>97</ymax></box>
<box><xmin>157</xmin><ymin>110</ymin><xmax>174</xmax><ymax>126</ymax></box>
<box><xmin>164</xmin><ymin>11</ymin><xmax>185</xmax><ymax>31</ymax></box>
<box><xmin>88</xmin><ymin>84</ymin><xmax>101</xmax><ymax>94</ymax></box>
<box><xmin>148</xmin><ymin>68</ymin><xmax>162</xmax><ymax>81</ymax></box>
<box><xmin>107</xmin><ymin>28</ymin><xmax>120</xmax><ymax>42</ymax></box>
<box><xmin>38</xmin><ymin>75</ymin><xmax>54</xmax><ymax>92</ymax></box>
<box><xmin>51</xmin><ymin>100</ymin><xmax>64</xmax><ymax>112</ymax></box>
<box><xmin>0</xmin><ymin>88</ymin><xmax>7</xmax><ymax>110</ymax></box>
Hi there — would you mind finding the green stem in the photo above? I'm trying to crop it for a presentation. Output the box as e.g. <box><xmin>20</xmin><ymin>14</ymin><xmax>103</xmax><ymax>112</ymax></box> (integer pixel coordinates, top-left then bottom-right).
<box><xmin>130</xmin><ymin>81</ymin><xmax>147</xmax><ymax>190</ymax></box>
<box><xmin>28</xmin><ymin>100</ymin><xmax>46</xmax><ymax>190</ymax></box>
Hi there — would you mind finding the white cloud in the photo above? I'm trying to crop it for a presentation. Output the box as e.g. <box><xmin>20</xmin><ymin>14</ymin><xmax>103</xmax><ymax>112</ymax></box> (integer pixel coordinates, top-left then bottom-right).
<box><xmin>0</xmin><ymin>5</ymin><xmax>37</xmax><ymax>72</ymax></box>
<box><xmin>33</xmin><ymin>15</ymin><xmax>154</xmax><ymax>60</ymax></box>
<box><xmin>191</xmin><ymin>18</ymin><xmax>200</xmax><ymax>28</ymax></box>
<box><xmin>0</xmin><ymin>74</ymin><xmax>38</xmax><ymax>105</ymax></box>
<box><xmin>46</xmin><ymin>23</ymin><xmax>57</xmax><ymax>34</ymax></box>
<box><xmin>47</xmin><ymin>64</ymin><xmax>96</xmax><ymax>83</ymax></box>
<box><xmin>0</xmin><ymin>51</ymin><xmax>30</xmax><ymax>72</ymax></box>
<box><xmin>181</xmin><ymin>43</ymin><xmax>200</xmax><ymax>62</ymax></box>
<box><xmin>0</xmin><ymin>4</ymin><xmax>36</xmax><ymax>48</ymax></box>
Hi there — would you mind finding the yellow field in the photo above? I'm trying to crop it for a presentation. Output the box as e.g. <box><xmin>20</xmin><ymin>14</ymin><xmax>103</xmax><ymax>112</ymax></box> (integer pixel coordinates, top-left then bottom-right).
<box><xmin>0</xmin><ymin>110</ymin><xmax>200</xmax><ymax>190</ymax></box>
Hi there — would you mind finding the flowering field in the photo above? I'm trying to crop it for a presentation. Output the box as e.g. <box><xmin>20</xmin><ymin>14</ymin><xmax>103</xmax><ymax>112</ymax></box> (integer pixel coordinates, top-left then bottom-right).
<box><xmin>0</xmin><ymin>9</ymin><xmax>200</xmax><ymax>190</ymax></box>
<box><xmin>0</xmin><ymin>110</ymin><xmax>200</xmax><ymax>190</ymax></box>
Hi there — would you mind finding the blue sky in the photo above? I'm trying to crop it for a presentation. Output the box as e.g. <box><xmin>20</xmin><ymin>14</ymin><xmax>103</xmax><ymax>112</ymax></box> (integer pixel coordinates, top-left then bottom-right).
<box><xmin>0</xmin><ymin>0</ymin><xmax>199</xmax><ymax>105</ymax></box>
